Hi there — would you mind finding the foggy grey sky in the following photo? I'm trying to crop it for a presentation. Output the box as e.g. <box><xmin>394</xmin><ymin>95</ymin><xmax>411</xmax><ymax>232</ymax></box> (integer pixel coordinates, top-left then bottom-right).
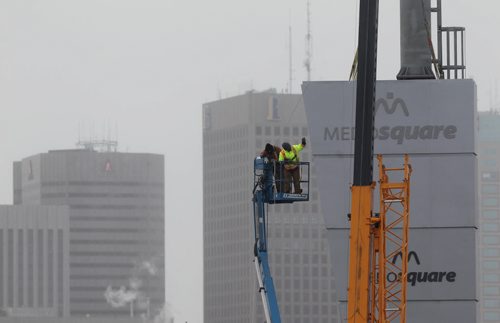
<box><xmin>1</xmin><ymin>1</ymin><xmax>499</xmax><ymax>322</ymax></box>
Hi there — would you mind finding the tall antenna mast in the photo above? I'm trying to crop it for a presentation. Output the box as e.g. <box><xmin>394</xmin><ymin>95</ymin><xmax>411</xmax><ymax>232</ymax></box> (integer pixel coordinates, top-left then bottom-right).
<box><xmin>289</xmin><ymin>24</ymin><xmax>293</xmax><ymax>93</ymax></box>
<box><xmin>304</xmin><ymin>0</ymin><xmax>313</xmax><ymax>81</ymax></box>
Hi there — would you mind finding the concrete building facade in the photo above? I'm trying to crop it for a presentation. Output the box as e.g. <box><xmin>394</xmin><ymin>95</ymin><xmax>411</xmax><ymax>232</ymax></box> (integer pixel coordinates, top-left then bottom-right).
<box><xmin>0</xmin><ymin>205</ymin><xmax>69</xmax><ymax>317</ymax></box>
<box><xmin>14</xmin><ymin>150</ymin><xmax>165</xmax><ymax>317</ymax></box>
<box><xmin>203</xmin><ymin>91</ymin><xmax>338</xmax><ymax>323</ymax></box>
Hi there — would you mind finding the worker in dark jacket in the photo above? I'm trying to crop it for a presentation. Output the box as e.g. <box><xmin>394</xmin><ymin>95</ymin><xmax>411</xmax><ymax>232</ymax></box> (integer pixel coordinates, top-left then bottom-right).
<box><xmin>260</xmin><ymin>143</ymin><xmax>283</xmax><ymax>193</ymax></box>
<box><xmin>279</xmin><ymin>137</ymin><xmax>306</xmax><ymax>194</ymax></box>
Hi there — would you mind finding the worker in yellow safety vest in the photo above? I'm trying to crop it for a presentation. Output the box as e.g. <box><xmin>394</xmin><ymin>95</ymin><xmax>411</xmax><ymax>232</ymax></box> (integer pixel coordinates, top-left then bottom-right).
<box><xmin>279</xmin><ymin>137</ymin><xmax>306</xmax><ymax>194</ymax></box>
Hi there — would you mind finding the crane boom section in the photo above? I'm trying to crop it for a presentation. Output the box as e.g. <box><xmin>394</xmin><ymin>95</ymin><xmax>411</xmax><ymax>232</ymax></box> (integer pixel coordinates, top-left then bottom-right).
<box><xmin>348</xmin><ymin>185</ymin><xmax>375</xmax><ymax>322</ymax></box>
<box><xmin>348</xmin><ymin>0</ymin><xmax>379</xmax><ymax>322</ymax></box>
<box><xmin>352</xmin><ymin>0</ymin><xmax>379</xmax><ymax>186</ymax></box>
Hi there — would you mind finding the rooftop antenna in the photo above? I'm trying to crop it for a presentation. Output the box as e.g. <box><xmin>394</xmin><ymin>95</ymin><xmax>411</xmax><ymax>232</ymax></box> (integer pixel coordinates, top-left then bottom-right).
<box><xmin>76</xmin><ymin>121</ymin><xmax>118</xmax><ymax>152</ymax></box>
<box><xmin>288</xmin><ymin>13</ymin><xmax>293</xmax><ymax>94</ymax></box>
<box><xmin>304</xmin><ymin>0</ymin><xmax>313</xmax><ymax>81</ymax></box>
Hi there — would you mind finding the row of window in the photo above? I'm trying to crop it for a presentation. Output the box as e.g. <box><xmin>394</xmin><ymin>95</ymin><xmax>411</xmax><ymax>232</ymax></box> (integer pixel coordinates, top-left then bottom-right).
<box><xmin>203</xmin><ymin>125</ymin><xmax>248</xmax><ymax>141</ymax></box>
<box><xmin>0</xmin><ymin>229</ymin><xmax>64</xmax><ymax>312</ymax></box>
<box><xmin>70</xmin><ymin>204</ymin><xmax>163</xmax><ymax>210</ymax></box>
<box><xmin>270</xmin><ymin>227</ymin><xmax>324</xmax><ymax>239</ymax></box>
<box><xmin>482</xmin><ymin>184</ymin><xmax>500</xmax><ymax>194</ymax></box>
<box><xmin>483</xmin><ymin>273</ymin><xmax>500</xmax><ymax>283</ymax></box>
<box><xmin>41</xmin><ymin>192</ymin><xmax>163</xmax><ymax>199</ymax></box>
<box><xmin>482</xmin><ymin>171</ymin><xmax>499</xmax><ymax>182</ymax></box>
<box><xmin>483</xmin><ymin>209</ymin><xmax>500</xmax><ymax>220</ymax></box>
<box><xmin>484</xmin><ymin>286</ymin><xmax>500</xmax><ymax>296</ymax></box>
<box><xmin>273</xmin><ymin>202</ymin><xmax>320</xmax><ymax>214</ymax></box>
<box><xmin>483</xmin><ymin>235</ymin><xmax>500</xmax><ymax>245</ymax></box>
<box><xmin>272</xmin><ymin>265</ymin><xmax>333</xmax><ymax>278</ymax></box>
<box><xmin>41</xmin><ymin>180</ymin><xmax>163</xmax><ymax>188</ymax></box>
<box><xmin>271</xmin><ymin>253</ymin><xmax>328</xmax><ymax>265</ymax></box>
<box><xmin>482</xmin><ymin>222</ymin><xmax>500</xmax><ymax>231</ymax></box>
<box><xmin>256</xmin><ymin>126</ymin><xmax>308</xmax><ymax>137</ymax></box>
<box><xmin>483</xmin><ymin>247</ymin><xmax>500</xmax><ymax>257</ymax></box>
<box><xmin>483</xmin><ymin>260</ymin><xmax>500</xmax><ymax>270</ymax></box>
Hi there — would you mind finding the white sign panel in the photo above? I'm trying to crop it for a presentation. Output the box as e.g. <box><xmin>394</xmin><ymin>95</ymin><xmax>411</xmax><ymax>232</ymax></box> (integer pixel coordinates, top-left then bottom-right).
<box><xmin>303</xmin><ymin>79</ymin><xmax>478</xmax><ymax>321</ymax></box>
<box><xmin>328</xmin><ymin>228</ymin><xmax>477</xmax><ymax>301</ymax></box>
<box><xmin>314</xmin><ymin>154</ymin><xmax>477</xmax><ymax>229</ymax></box>
<box><xmin>302</xmin><ymin>80</ymin><xmax>477</xmax><ymax>155</ymax></box>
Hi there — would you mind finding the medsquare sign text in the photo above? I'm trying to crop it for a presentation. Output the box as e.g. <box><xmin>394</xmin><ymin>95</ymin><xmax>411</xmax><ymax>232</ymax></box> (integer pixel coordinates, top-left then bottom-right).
<box><xmin>389</xmin><ymin>251</ymin><xmax>458</xmax><ymax>287</ymax></box>
<box><xmin>324</xmin><ymin>124</ymin><xmax>458</xmax><ymax>145</ymax></box>
<box><xmin>323</xmin><ymin>92</ymin><xmax>458</xmax><ymax>145</ymax></box>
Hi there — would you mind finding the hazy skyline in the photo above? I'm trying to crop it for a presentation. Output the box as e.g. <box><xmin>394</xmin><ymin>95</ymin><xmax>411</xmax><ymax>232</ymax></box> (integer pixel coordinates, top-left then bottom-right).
<box><xmin>1</xmin><ymin>1</ymin><xmax>500</xmax><ymax>322</ymax></box>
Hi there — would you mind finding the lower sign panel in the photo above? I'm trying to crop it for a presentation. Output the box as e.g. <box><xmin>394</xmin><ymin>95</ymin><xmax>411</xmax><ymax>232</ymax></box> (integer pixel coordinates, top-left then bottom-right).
<box><xmin>327</xmin><ymin>227</ymin><xmax>477</xmax><ymax>302</ymax></box>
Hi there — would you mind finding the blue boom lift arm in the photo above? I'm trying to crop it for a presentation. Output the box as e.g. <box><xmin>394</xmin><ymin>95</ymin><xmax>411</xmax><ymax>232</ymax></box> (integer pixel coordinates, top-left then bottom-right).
<box><xmin>252</xmin><ymin>157</ymin><xmax>310</xmax><ymax>323</ymax></box>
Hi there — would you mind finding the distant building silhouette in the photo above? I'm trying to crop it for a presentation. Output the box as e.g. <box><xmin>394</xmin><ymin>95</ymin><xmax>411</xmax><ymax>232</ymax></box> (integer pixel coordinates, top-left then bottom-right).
<box><xmin>13</xmin><ymin>149</ymin><xmax>165</xmax><ymax>317</ymax></box>
<box><xmin>478</xmin><ymin>111</ymin><xmax>500</xmax><ymax>323</ymax></box>
<box><xmin>0</xmin><ymin>205</ymin><xmax>69</xmax><ymax>317</ymax></box>
<box><xmin>203</xmin><ymin>91</ymin><xmax>338</xmax><ymax>322</ymax></box>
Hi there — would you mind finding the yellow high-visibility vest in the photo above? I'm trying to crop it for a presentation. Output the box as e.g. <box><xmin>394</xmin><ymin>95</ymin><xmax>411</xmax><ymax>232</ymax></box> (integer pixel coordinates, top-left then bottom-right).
<box><xmin>279</xmin><ymin>144</ymin><xmax>304</xmax><ymax>170</ymax></box>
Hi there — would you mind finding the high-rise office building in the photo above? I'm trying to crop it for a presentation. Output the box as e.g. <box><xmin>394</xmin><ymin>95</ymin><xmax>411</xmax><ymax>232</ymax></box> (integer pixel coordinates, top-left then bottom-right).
<box><xmin>0</xmin><ymin>205</ymin><xmax>69</xmax><ymax>317</ymax></box>
<box><xmin>14</xmin><ymin>149</ymin><xmax>165</xmax><ymax>317</ymax></box>
<box><xmin>478</xmin><ymin>111</ymin><xmax>500</xmax><ymax>322</ymax></box>
<box><xmin>203</xmin><ymin>91</ymin><xmax>338</xmax><ymax>323</ymax></box>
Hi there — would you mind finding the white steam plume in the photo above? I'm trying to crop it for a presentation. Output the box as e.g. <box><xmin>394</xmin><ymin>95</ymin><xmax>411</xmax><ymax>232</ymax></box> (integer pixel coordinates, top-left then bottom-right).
<box><xmin>104</xmin><ymin>256</ymin><xmax>163</xmax><ymax>311</ymax></box>
<box><xmin>136</xmin><ymin>258</ymin><xmax>159</xmax><ymax>276</ymax></box>
<box><xmin>104</xmin><ymin>286</ymin><xmax>139</xmax><ymax>308</ymax></box>
<box><xmin>143</xmin><ymin>303</ymin><xmax>175</xmax><ymax>323</ymax></box>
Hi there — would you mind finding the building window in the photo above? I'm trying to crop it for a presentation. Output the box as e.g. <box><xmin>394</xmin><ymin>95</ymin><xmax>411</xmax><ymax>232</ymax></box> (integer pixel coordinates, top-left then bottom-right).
<box><xmin>482</xmin><ymin>184</ymin><xmax>499</xmax><ymax>194</ymax></box>
<box><xmin>28</xmin><ymin>229</ymin><xmax>34</xmax><ymax>307</ymax></box>
<box><xmin>484</xmin><ymin>299</ymin><xmax>500</xmax><ymax>308</ymax></box>
<box><xmin>8</xmin><ymin>230</ymin><xmax>13</xmax><ymax>307</ymax></box>
<box><xmin>38</xmin><ymin>229</ymin><xmax>44</xmax><ymax>307</ymax></box>
<box><xmin>484</xmin><ymin>274</ymin><xmax>500</xmax><ymax>283</ymax></box>
<box><xmin>483</xmin><ymin>210</ymin><xmax>500</xmax><ymax>220</ymax></box>
<box><xmin>18</xmin><ymin>230</ymin><xmax>24</xmax><ymax>307</ymax></box>
<box><xmin>293</xmin><ymin>127</ymin><xmax>299</xmax><ymax>136</ymax></box>
<box><xmin>265</xmin><ymin>126</ymin><xmax>271</xmax><ymax>136</ymax></box>
<box><xmin>482</xmin><ymin>148</ymin><xmax>497</xmax><ymax>155</ymax></box>
<box><xmin>58</xmin><ymin>229</ymin><xmax>64</xmax><ymax>317</ymax></box>
<box><xmin>484</xmin><ymin>261</ymin><xmax>500</xmax><ymax>270</ymax></box>
<box><xmin>484</xmin><ymin>223</ymin><xmax>500</xmax><ymax>232</ymax></box>
<box><xmin>483</xmin><ymin>248</ymin><xmax>500</xmax><ymax>257</ymax></box>
<box><xmin>256</xmin><ymin>126</ymin><xmax>262</xmax><ymax>136</ymax></box>
<box><xmin>284</xmin><ymin>127</ymin><xmax>290</xmax><ymax>136</ymax></box>
<box><xmin>274</xmin><ymin>127</ymin><xmax>281</xmax><ymax>136</ymax></box>
<box><xmin>203</xmin><ymin>106</ymin><xmax>213</xmax><ymax>131</ymax></box>
<box><xmin>48</xmin><ymin>230</ymin><xmax>54</xmax><ymax>307</ymax></box>
<box><xmin>482</xmin><ymin>171</ymin><xmax>499</xmax><ymax>182</ymax></box>
<box><xmin>484</xmin><ymin>286</ymin><xmax>500</xmax><ymax>296</ymax></box>
<box><xmin>482</xmin><ymin>197</ymin><xmax>499</xmax><ymax>207</ymax></box>
<box><xmin>483</xmin><ymin>235</ymin><xmax>500</xmax><ymax>245</ymax></box>
<box><xmin>482</xmin><ymin>159</ymin><xmax>497</xmax><ymax>167</ymax></box>
<box><xmin>484</xmin><ymin>311</ymin><xmax>500</xmax><ymax>321</ymax></box>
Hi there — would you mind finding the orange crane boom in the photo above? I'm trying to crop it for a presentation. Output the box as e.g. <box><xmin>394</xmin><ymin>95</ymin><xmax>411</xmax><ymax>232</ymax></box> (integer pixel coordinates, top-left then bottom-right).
<box><xmin>347</xmin><ymin>0</ymin><xmax>379</xmax><ymax>319</ymax></box>
<box><xmin>347</xmin><ymin>1</ymin><xmax>411</xmax><ymax>322</ymax></box>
